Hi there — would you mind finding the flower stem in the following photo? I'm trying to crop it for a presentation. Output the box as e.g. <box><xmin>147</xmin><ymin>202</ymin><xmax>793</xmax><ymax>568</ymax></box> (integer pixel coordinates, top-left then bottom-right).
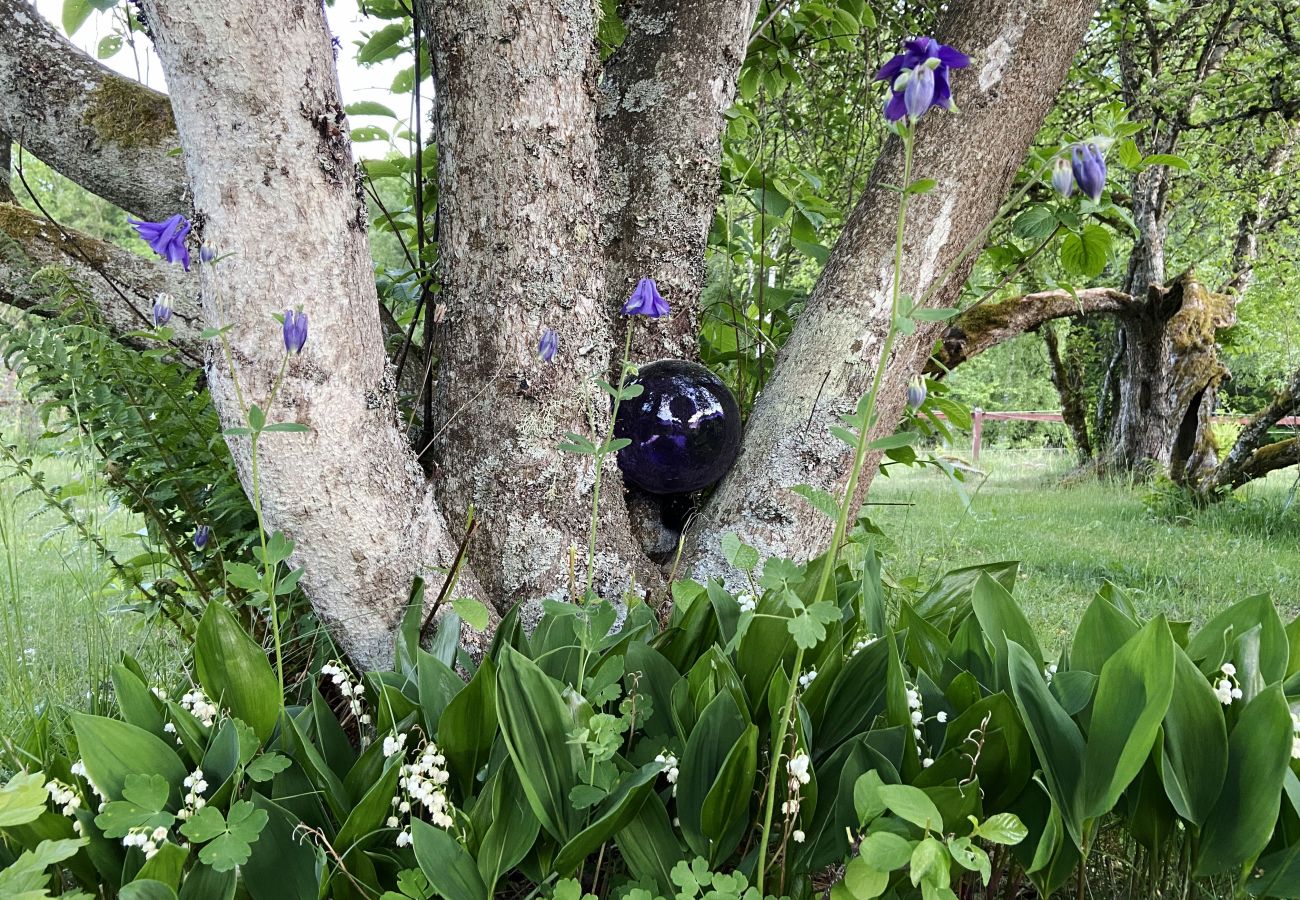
<box><xmin>584</xmin><ymin>320</ymin><xmax>636</xmax><ymax>599</ymax></box>
<box><xmin>755</xmin><ymin>645</ymin><xmax>804</xmax><ymax>896</ymax></box>
<box><xmin>811</xmin><ymin>128</ymin><xmax>915</xmax><ymax>607</ymax></box>
<box><xmin>248</xmin><ymin>433</ymin><xmax>285</xmax><ymax>699</ymax></box>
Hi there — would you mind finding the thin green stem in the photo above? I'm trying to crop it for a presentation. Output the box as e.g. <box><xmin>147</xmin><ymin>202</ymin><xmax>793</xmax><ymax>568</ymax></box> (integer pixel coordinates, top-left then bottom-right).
<box><xmin>755</xmin><ymin>645</ymin><xmax>804</xmax><ymax>896</ymax></box>
<box><xmin>248</xmin><ymin>433</ymin><xmax>285</xmax><ymax>699</ymax></box>
<box><xmin>584</xmin><ymin>320</ymin><xmax>636</xmax><ymax>598</ymax></box>
<box><xmin>811</xmin><ymin>129</ymin><xmax>915</xmax><ymax>607</ymax></box>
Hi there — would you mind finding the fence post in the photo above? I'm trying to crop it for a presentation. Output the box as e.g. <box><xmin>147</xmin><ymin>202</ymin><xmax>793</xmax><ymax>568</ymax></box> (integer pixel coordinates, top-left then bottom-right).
<box><xmin>971</xmin><ymin>407</ymin><xmax>984</xmax><ymax>463</ymax></box>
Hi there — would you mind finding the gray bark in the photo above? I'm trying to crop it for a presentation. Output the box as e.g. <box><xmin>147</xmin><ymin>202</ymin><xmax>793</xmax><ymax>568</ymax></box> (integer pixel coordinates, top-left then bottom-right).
<box><xmin>686</xmin><ymin>0</ymin><xmax>1100</xmax><ymax>585</ymax></box>
<box><xmin>0</xmin><ymin>201</ymin><xmax>202</xmax><ymax>360</ymax></box>
<box><xmin>0</xmin><ymin>0</ymin><xmax>187</xmax><ymax>221</ymax></box>
<box><xmin>597</xmin><ymin>0</ymin><xmax>760</xmax><ymax>363</ymax></box>
<box><xmin>140</xmin><ymin>0</ymin><xmax>485</xmax><ymax>668</ymax></box>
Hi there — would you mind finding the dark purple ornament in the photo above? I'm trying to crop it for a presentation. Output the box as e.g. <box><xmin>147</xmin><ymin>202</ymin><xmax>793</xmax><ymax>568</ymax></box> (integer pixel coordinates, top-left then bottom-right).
<box><xmin>614</xmin><ymin>360</ymin><xmax>742</xmax><ymax>494</ymax></box>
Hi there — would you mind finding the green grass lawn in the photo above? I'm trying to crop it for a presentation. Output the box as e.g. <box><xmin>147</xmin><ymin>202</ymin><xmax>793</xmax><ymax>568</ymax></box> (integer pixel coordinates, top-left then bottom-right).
<box><xmin>869</xmin><ymin>449</ymin><xmax>1300</xmax><ymax>654</ymax></box>
<box><xmin>0</xmin><ymin>448</ymin><xmax>180</xmax><ymax>743</ymax></box>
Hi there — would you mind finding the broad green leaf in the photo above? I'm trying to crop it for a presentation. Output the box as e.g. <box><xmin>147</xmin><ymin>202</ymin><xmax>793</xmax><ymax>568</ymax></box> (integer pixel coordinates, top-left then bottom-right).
<box><xmin>358</xmin><ymin>22</ymin><xmax>408</xmax><ymax>64</ymax></box>
<box><xmin>121</xmin><ymin>881</ymin><xmax>179</xmax><ymax>900</ymax></box>
<box><xmin>439</xmin><ymin>655</ymin><xmax>497</xmax><ymax>798</ymax></box>
<box><xmin>1196</xmin><ymin>685</ymin><xmax>1293</xmax><ymax>876</ymax></box>
<box><xmin>1006</xmin><ymin>642</ymin><xmax>1084</xmax><ymax>844</ymax></box>
<box><xmin>1070</xmin><ymin>591</ymin><xmax>1138</xmax><ymax>675</ymax></box>
<box><xmin>1187</xmin><ymin>595</ymin><xmax>1288</xmax><ymax>684</ymax></box>
<box><xmin>412</xmin><ymin>819</ymin><xmax>488</xmax><ymax>900</ymax></box>
<box><xmin>1011</xmin><ymin>206</ymin><xmax>1056</xmax><ymax>241</ymax></box>
<box><xmin>844</xmin><ymin>856</ymin><xmax>888</xmax><ymax>898</ymax></box>
<box><xmin>1059</xmin><ymin>225</ymin><xmax>1111</xmax><ymax>278</ymax></box>
<box><xmin>615</xmin><ymin>792</ymin><xmax>684</xmax><ymax>896</ymax></box>
<box><xmin>700</xmin><ymin>724</ymin><xmax>758</xmax><ymax>863</ymax></box>
<box><xmin>496</xmin><ymin>647</ymin><xmax>582</xmax><ymax>842</ymax></box>
<box><xmin>242</xmin><ymin>795</ymin><xmax>322</xmax><ymax>900</ymax></box>
<box><xmin>973</xmin><ymin>812</ymin><xmax>1028</xmax><ymax>845</ymax></box>
<box><xmin>475</xmin><ymin>765</ymin><xmax>539</xmax><ymax>893</ymax></box>
<box><xmin>194</xmin><ymin>602</ymin><xmax>280</xmax><ymax>741</ymax></box>
<box><xmin>345</xmin><ymin>100</ymin><xmax>399</xmax><ymax>118</ymax></box>
<box><xmin>179</xmin><ymin>801</ymin><xmax>268</xmax><ymax>872</ymax></box>
<box><xmin>554</xmin><ymin>762</ymin><xmax>661</xmax><ymax>874</ymax></box>
<box><xmin>677</xmin><ymin>690</ymin><xmax>746</xmax><ymax>858</ymax></box>
<box><xmin>72</xmin><ymin>714</ymin><xmax>188</xmax><ymax>805</ymax></box>
<box><xmin>1160</xmin><ymin>648</ymin><xmax>1227</xmax><ymax>826</ymax></box>
<box><xmin>859</xmin><ymin>830</ymin><xmax>912</xmax><ymax>870</ymax></box>
<box><xmin>877</xmin><ymin>784</ymin><xmax>942</xmax><ymax>832</ymax></box>
<box><xmin>1142</xmin><ymin>153</ymin><xmax>1191</xmax><ymax>171</ymax></box>
<box><xmin>1080</xmin><ymin>617</ymin><xmax>1175</xmax><ymax>819</ymax></box>
<box><xmin>972</xmin><ymin>573</ymin><xmax>1043</xmax><ymax>690</ymax></box>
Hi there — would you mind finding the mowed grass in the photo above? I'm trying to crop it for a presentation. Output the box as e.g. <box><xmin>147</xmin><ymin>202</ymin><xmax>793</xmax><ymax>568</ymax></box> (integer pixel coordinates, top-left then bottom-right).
<box><xmin>869</xmin><ymin>449</ymin><xmax>1300</xmax><ymax>654</ymax></box>
<box><xmin>0</xmin><ymin>446</ymin><xmax>180</xmax><ymax>743</ymax></box>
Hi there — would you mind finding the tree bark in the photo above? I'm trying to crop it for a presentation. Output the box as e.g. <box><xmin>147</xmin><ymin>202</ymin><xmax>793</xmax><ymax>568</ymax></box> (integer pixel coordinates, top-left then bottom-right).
<box><xmin>0</xmin><ymin>201</ymin><xmax>202</xmax><ymax>360</ymax></box>
<box><xmin>140</xmin><ymin>0</ymin><xmax>484</xmax><ymax>669</ymax></box>
<box><xmin>0</xmin><ymin>0</ymin><xmax>187</xmax><ymax>221</ymax></box>
<box><xmin>1104</xmin><ymin>272</ymin><xmax>1235</xmax><ymax>482</ymax></box>
<box><xmin>1043</xmin><ymin>324</ymin><xmax>1093</xmax><ymax>463</ymax></box>
<box><xmin>927</xmin><ymin>287</ymin><xmax>1133</xmax><ymax>373</ymax></box>
<box><xmin>685</xmin><ymin>0</ymin><xmax>1100</xmax><ymax>585</ymax></box>
<box><xmin>1212</xmin><ymin>367</ymin><xmax>1300</xmax><ymax>491</ymax></box>
<box><xmin>597</xmin><ymin>0</ymin><xmax>760</xmax><ymax>363</ymax></box>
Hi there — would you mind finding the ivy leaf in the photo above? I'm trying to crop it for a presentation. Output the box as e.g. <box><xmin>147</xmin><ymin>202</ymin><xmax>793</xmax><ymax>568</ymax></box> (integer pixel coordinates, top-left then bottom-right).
<box><xmin>94</xmin><ymin>773</ymin><xmax>174</xmax><ymax>838</ymax></box>
<box><xmin>245</xmin><ymin>752</ymin><xmax>292</xmax><ymax>783</ymax></box>
<box><xmin>180</xmin><ymin>801</ymin><xmax>269</xmax><ymax>872</ymax></box>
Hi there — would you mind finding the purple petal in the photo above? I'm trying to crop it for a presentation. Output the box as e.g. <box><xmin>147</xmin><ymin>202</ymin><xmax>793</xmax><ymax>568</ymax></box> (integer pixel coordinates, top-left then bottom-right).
<box><xmin>937</xmin><ymin>44</ymin><xmax>970</xmax><ymax>69</ymax></box>
<box><xmin>932</xmin><ymin>68</ymin><xmax>952</xmax><ymax>110</ymax></box>
<box><xmin>904</xmin><ymin>66</ymin><xmax>935</xmax><ymax>120</ymax></box>
<box><xmin>884</xmin><ymin>90</ymin><xmax>908</xmax><ymax>122</ymax></box>
<box><xmin>874</xmin><ymin>53</ymin><xmax>906</xmax><ymax>82</ymax></box>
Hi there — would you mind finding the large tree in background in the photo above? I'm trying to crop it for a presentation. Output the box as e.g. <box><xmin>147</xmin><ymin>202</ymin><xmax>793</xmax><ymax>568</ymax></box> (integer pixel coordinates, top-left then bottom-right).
<box><xmin>0</xmin><ymin>0</ymin><xmax>1096</xmax><ymax>666</ymax></box>
<box><xmin>930</xmin><ymin>0</ymin><xmax>1298</xmax><ymax>490</ymax></box>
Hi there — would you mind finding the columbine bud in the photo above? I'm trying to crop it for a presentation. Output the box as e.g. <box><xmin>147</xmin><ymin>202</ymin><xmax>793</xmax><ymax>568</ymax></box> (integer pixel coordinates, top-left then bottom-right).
<box><xmin>282</xmin><ymin>309</ymin><xmax>309</xmax><ymax>354</ymax></box>
<box><xmin>199</xmin><ymin>245</ymin><xmax>216</xmax><ymax>264</ymax></box>
<box><xmin>622</xmin><ymin>277</ymin><xmax>670</xmax><ymax>318</ymax></box>
<box><xmin>151</xmin><ymin>293</ymin><xmax>174</xmax><ymax>327</ymax></box>
<box><xmin>904</xmin><ymin>65</ymin><xmax>936</xmax><ymax>121</ymax></box>
<box><xmin>1070</xmin><ymin>143</ymin><xmax>1106</xmax><ymax>203</ymax></box>
<box><xmin>537</xmin><ymin>328</ymin><xmax>558</xmax><ymax>362</ymax></box>
<box><xmin>907</xmin><ymin>376</ymin><xmax>927</xmax><ymax>410</ymax></box>
<box><xmin>1051</xmin><ymin>157</ymin><xmax>1075</xmax><ymax>197</ymax></box>
<box><xmin>193</xmin><ymin>525</ymin><xmax>211</xmax><ymax>551</ymax></box>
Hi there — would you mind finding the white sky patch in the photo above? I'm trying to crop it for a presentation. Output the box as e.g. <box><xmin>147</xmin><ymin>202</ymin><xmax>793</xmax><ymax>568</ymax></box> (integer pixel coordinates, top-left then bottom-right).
<box><xmin>32</xmin><ymin>0</ymin><xmax>427</xmax><ymax>160</ymax></box>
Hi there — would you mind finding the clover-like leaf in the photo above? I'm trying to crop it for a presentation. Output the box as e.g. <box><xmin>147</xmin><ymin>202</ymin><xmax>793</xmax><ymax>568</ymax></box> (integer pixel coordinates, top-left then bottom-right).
<box><xmin>94</xmin><ymin>773</ymin><xmax>174</xmax><ymax>839</ymax></box>
<box><xmin>245</xmin><ymin>751</ymin><xmax>292</xmax><ymax>783</ymax></box>
<box><xmin>179</xmin><ymin>800</ymin><xmax>268</xmax><ymax>872</ymax></box>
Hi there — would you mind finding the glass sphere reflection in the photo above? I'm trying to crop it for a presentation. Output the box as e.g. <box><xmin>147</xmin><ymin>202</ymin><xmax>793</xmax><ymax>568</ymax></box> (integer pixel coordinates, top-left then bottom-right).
<box><xmin>614</xmin><ymin>359</ymin><xmax>742</xmax><ymax>494</ymax></box>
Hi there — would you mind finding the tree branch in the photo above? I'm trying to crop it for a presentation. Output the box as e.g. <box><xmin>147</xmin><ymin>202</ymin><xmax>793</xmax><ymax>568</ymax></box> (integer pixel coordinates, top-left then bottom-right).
<box><xmin>686</xmin><ymin>0</ymin><xmax>1101</xmax><ymax>584</ymax></box>
<box><xmin>0</xmin><ymin>0</ymin><xmax>187</xmax><ymax>220</ymax></box>
<box><xmin>0</xmin><ymin>201</ymin><xmax>203</xmax><ymax>360</ymax></box>
<box><xmin>597</xmin><ymin>0</ymin><xmax>761</xmax><ymax>363</ymax></box>
<box><xmin>1213</xmin><ymin>366</ymin><xmax>1300</xmax><ymax>490</ymax></box>
<box><xmin>926</xmin><ymin>287</ymin><xmax>1134</xmax><ymax>373</ymax></box>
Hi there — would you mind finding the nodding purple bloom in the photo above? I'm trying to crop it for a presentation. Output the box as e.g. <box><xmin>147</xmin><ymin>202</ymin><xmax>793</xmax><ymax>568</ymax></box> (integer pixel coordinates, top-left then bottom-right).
<box><xmin>199</xmin><ymin>245</ymin><xmax>216</xmax><ymax>265</ymax></box>
<box><xmin>1051</xmin><ymin>157</ymin><xmax>1075</xmax><ymax>198</ymax></box>
<box><xmin>127</xmin><ymin>214</ymin><xmax>192</xmax><ymax>271</ymax></box>
<box><xmin>538</xmin><ymin>328</ymin><xmax>558</xmax><ymax>362</ymax></box>
<box><xmin>907</xmin><ymin>376</ymin><xmax>928</xmax><ymax>410</ymax></box>
<box><xmin>282</xmin><ymin>309</ymin><xmax>309</xmax><ymax>354</ymax></box>
<box><xmin>1070</xmin><ymin>143</ymin><xmax>1107</xmax><ymax>203</ymax></box>
<box><xmin>193</xmin><ymin>525</ymin><xmax>211</xmax><ymax>551</ymax></box>
<box><xmin>876</xmin><ymin>37</ymin><xmax>969</xmax><ymax>123</ymax></box>
<box><xmin>151</xmin><ymin>292</ymin><xmax>174</xmax><ymax>328</ymax></box>
<box><xmin>622</xmin><ymin>277</ymin><xmax>670</xmax><ymax>318</ymax></box>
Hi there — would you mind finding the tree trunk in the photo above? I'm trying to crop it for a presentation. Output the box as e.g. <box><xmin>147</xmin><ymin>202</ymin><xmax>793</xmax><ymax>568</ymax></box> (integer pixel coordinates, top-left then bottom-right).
<box><xmin>685</xmin><ymin>0</ymin><xmax>1100</xmax><ymax>585</ymax></box>
<box><xmin>1103</xmin><ymin>272</ymin><xmax>1235</xmax><ymax>482</ymax></box>
<box><xmin>1043</xmin><ymin>324</ymin><xmax>1093</xmax><ymax>463</ymax></box>
<box><xmin>140</xmin><ymin>0</ymin><xmax>485</xmax><ymax>669</ymax></box>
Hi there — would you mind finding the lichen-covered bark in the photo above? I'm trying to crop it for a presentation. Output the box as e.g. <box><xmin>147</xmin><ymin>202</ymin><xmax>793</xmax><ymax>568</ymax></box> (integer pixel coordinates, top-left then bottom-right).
<box><xmin>597</xmin><ymin>0</ymin><xmax>760</xmax><ymax>363</ymax></box>
<box><xmin>0</xmin><ymin>202</ymin><xmax>202</xmax><ymax>360</ymax></box>
<box><xmin>927</xmin><ymin>287</ymin><xmax>1133</xmax><ymax>372</ymax></box>
<box><xmin>1043</xmin><ymin>325</ymin><xmax>1093</xmax><ymax>463</ymax></box>
<box><xmin>1104</xmin><ymin>272</ymin><xmax>1235</xmax><ymax>482</ymax></box>
<box><xmin>422</xmin><ymin>0</ymin><xmax>660</xmax><ymax>611</ymax></box>
<box><xmin>0</xmin><ymin>0</ymin><xmax>186</xmax><ymax>220</ymax></box>
<box><xmin>140</xmin><ymin>0</ymin><xmax>484</xmax><ymax>668</ymax></box>
<box><xmin>1215</xmin><ymin>438</ymin><xmax>1300</xmax><ymax>490</ymax></box>
<box><xmin>685</xmin><ymin>0</ymin><xmax>1099</xmax><ymax>585</ymax></box>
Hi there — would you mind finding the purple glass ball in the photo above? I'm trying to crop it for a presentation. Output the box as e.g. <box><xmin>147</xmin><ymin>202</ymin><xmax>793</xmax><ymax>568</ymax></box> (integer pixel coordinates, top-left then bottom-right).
<box><xmin>614</xmin><ymin>360</ymin><xmax>742</xmax><ymax>494</ymax></box>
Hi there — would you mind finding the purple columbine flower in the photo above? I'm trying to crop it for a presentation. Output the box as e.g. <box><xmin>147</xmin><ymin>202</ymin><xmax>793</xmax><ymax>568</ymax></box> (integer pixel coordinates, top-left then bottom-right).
<box><xmin>151</xmin><ymin>292</ymin><xmax>174</xmax><ymax>327</ymax></box>
<box><xmin>538</xmin><ymin>328</ymin><xmax>558</xmax><ymax>362</ymax></box>
<box><xmin>1051</xmin><ymin>157</ymin><xmax>1075</xmax><ymax>197</ymax></box>
<box><xmin>193</xmin><ymin>525</ymin><xmax>211</xmax><ymax>551</ymax></box>
<box><xmin>127</xmin><ymin>214</ymin><xmax>192</xmax><ymax>271</ymax></box>
<box><xmin>1071</xmin><ymin>143</ymin><xmax>1107</xmax><ymax>203</ymax></box>
<box><xmin>199</xmin><ymin>245</ymin><xmax>216</xmax><ymax>264</ymax></box>
<box><xmin>907</xmin><ymin>376</ymin><xmax>927</xmax><ymax>410</ymax></box>
<box><xmin>876</xmin><ymin>37</ymin><xmax>969</xmax><ymax>123</ymax></box>
<box><xmin>283</xmin><ymin>309</ymin><xmax>309</xmax><ymax>354</ymax></box>
<box><xmin>622</xmin><ymin>277</ymin><xmax>670</xmax><ymax>318</ymax></box>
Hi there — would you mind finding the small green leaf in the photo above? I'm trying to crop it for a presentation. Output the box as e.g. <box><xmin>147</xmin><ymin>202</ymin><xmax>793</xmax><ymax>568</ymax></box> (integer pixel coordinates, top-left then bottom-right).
<box><xmin>1141</xmin><ymin>153</ymin><xmax>1191</xmax><ymax>171</ymax></box>
<box><xmin>844</xmin><ymin>856</ymin><xmax>888</xmax><ymax>898</ymax></box>
<box><xmin>247</xmin><ymin>404</ymin><xmax>266</xmax><ymax>431</ymax></box>
<box><xmin>260</xmin><ymin>422</ymin><xmax>311</xmax><ymax>433</ymax></box>
<box><xmin>972</xmin><ymin>812</ymin><xmax>1028</xmax><ymax>845</ymax></box>
<box><xmin>245</xmin><ymin>752</ymin><xmax>292</xmax><ymax>783</ymax></box>
<box><xmin>721</xmin><ymin>533</ymin><xmax>759</xmax><ymax>572</ymax></box>
<box><xmin>451</xmin><ymin>598</ymin><xmax>490</xmax><ymax>631</ymax></box>
<box><xmin>906</xmin><ymin>178</ymin><xmax>937</xmax><ymax>194</ymax></box>
<box><xmin>0</xmin><ymin>771</ymin><xmax>47</xmax><ymax>827</ymax></box>
<box><xmin>180</xmin><ymin>801</ymin><xmax>268</xmax><ymax>873</ymax></box>
<box><xmin>878</xmin><ymin>783</ymin><xmax>943</xmax><ymax>832</ymax></box>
